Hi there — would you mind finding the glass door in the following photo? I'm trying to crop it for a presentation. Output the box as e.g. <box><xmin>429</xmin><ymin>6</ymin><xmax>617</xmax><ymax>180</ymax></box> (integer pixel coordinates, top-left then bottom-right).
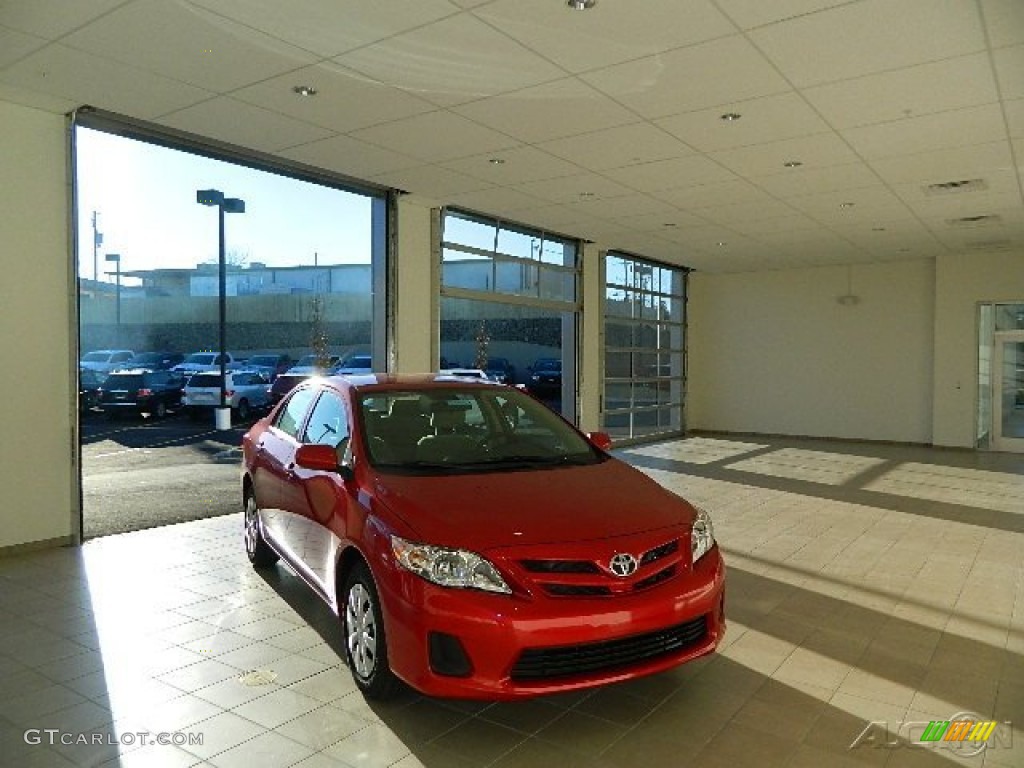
<box><xmin>992</xmin><ymin>331</ymin><xmax>1024</xmax><ymax>452</ymax></box>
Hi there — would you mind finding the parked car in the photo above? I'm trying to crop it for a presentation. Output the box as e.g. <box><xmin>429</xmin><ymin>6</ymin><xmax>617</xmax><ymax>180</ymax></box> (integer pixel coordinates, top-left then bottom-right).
<box><xmin>79</xmin><ymin>368</ymin><xmax>104</xmax><ymax>413</ymax></box>
<box><xmin>238</xmin><ymin>353</ymin><xmax>293</xmax><ymax>381</ymax></box>
<box><xmin>183</xmin><ymin>370</ymin><xmax>270</xmax><ymax>420</ymax></box>
<box><xmin>97</xmin><ymin>369</ymin><xmax>184</xmax><ymax>419</ymax></box>
<box><xmin>267</xmin><ymin>372</ymin><xmax>311</xmax><ymax>406</ymax></box>
<box><xmin>526</xmin><ymin>357</ymin><xmax>562</xmax><ymax>398</ymax></box>
<box><xmin>117</xmin><ymin>351</ymin><xmax>184</xmax><ymax>372</ymax></box>
<box><xmin>173</xmin><ymin>351</ymin><xmax>235</xmax><ymax>378</ymax></box>
<box><xmin>79</xmin><ymin>349</ymin><xmax>135</xmax><ymax>378</ymax></box>
<box><xmin>484</xmin><ymin>357</ymin><xmax>516</xmax><ymax>384</ymax></box>
<box><xmin>438</xmin><ymin>367</ymin><xmax>489</xmax><ymax>380</ymax></box>
<box><xmin>334</xmin><ymin>354</ymin><xmax>373</xmax><ymax>375</ymax></box>
<box><xmin>241</xmin><ymin>374</ymin><xmax>725</xmax><ymax>700</ymax></box>
<box><xmin>288</xmin><ymin>354</ymin><xmax>341</xmax><ymax>374</ymax></box>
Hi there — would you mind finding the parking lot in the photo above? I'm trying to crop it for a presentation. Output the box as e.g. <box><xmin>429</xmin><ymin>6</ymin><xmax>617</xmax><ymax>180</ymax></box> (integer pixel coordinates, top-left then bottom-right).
<box><xmin>81</xmin><ymin>411</ymin><xmax>253</xmax><ymax>538</ymax></box>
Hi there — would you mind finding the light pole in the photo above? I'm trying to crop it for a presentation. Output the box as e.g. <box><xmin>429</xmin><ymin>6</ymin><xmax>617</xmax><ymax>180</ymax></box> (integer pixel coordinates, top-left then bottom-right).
<box><xmin>196</xmin><ymin>189</ymin><xmax>245</xmax><ymax>429</ymax></box>
<box><xmin>104</xmin><ymin>253</ymin><xmax>121</xmax><ymax>345</ymax></box>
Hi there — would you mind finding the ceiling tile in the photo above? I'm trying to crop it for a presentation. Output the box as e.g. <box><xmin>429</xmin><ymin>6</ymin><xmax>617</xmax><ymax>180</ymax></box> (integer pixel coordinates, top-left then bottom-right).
<box><xmin>901</xmin><ymin>189</ymin><xmax>1024</xmax><ymax>220</ymax></box>
<box><xmin>751</xmin><ymin>162</ymin><xmax>881</xmax><ymax>197</ymax></box>
<box><xmin>1006</xmin><ymin>99</ymin><xmax>1024</xmax><ymax>138</ymax></box>
<box><xmin>802</xmin><ymin>53</ymin><xmax>999</xmax><ymax>130</ymax></box>
<box><xmin>0</xmin><ymin>25</ymin><xmax>47</xmax><ymax>68</ymax></box>
<box><xmin>655</xmin><ymin>91</ymin><xmax>830</xmax><ymax>152</ymax></box>
<box><xmin>841</xmin><ymin>103</ymin><xmax>1008</xmax><ymax>159</ymax></box>
<box><xmin>537</xmin><ymin>122</ymin><xmax>695</xmax><ymax>170</ymax></box>
<box><xmin>444</xmin><ymin>186</ymin><xmax>552</xmax><ymax>216</ymax></box>
<box><xmin>336</xmin><ymin>13</ymin><xmax>566</xmax><ymax>107</ymax></box>
<box><xmin>890</xmin><ymin>168</ymin><xmax>1021</xmax><ymax>209</ymax></box>
<box><xmin>473</xmin><ymin>0</ymin><xmax>736</xmax><ymax>74</ymax></box>
<box><xmin>63</xmin><ymin>0</ymin><xmax>316</xmax><ymax>93</ymax></box>
<box><xmin>651</xmin><ymin>178</ymin><xmax>776</xmax><ymax>208</ymax></box>
<box><xmin>159</xmin><ymin>97</ymin><xmax>333</xmax><ymax>154</ymax></box>
<box><xmin>0</xmin><ymin>81</ymin><xmax>76</xmax><ymax>113</ymax></box>
<box><xmin>0</xmin><ymin>43</ymin><xmax>214</xmax><ymax>118</ymax></box>
<box><xmin>230</xmin><ymin>63</ymin><xmax>437</xmax><ymax>134</ymax></box>
<box><xmin>993</xmin><ymin>43</ymin><xmax>1024</xmax><ymax>100</ymax></box>
<box><xmin>784</xmin><ymin>185</ymin><xmax>911</xmax><ymax>218</ymax></box>
<box><xmin>560</xmin><ymin>194</ymin><xmax>678</xmax><ymax>221</ymax></box>
<box><xmin>603</xmin><ymin>155</ymin><xmax>737</xmax><ymax>192</ymax></box>
<box><xmin>868</xmin><ymin>140</ymin><xmax>1013</xmax><ymax>185</ymax></box>
<box><xmin>189</xmin><ymin>0</ymin><xmax>461</xmax><ymax>57</ymax></box>
<box><xmin>981</xmin><ymin>0</ymin><xmax>1024</xmax><ymax>48</ymax></box>
<box><xmin>724</xmin><ymin>213</ymin><xmax>825</xmax><ymax>236</ymax></box>
<box><xmin>749</xmin><ymin>0</ymin><xmax>986</xmax><ymax>87</ymax></box>
<box><xmin>370</xmin><ymin>164</ymin><xmax>494</xmax><ymax>198</ymax></box>
<box><xmin>714</xmin><ymin>0</ymin><xmax>851</xmax><ymax>29</ymax></box>
<box><xmin>279</xmin><ymin>135</ymin><xmax>422</xmax><ymax>179</ymax></box>
<box><xmin>349</xmin><ymin>110</ymin><xmax>520</xmax><ymax>163</ymax></box>
<box><xmin>513</xmin><ymin>172</ymin><xmax>634</xmax><ymax>204</ymax></box>
<box><xmin>694</xmin><ymin>199</ymin><xmax>806</xmax><ymax>227</ymax></box>
<box><xmin>440</xmin><ymin>146</ymin><xmax>582</xmax><ymax>184</ymax></box>
<box><xmin>452</xmin><ymin>77</ymin><xmax>637</xmax><ymax>144</ymax></box>
<box><xmin>709</xmin><ymin>131</ymin><xmax>858</xmax><ymax>177</ymax></box>
<box><xmin>0</xmin><ymin>0</ymin><xmax>128</xmax><ymax>39</ymax></box>
<box><xmin>623</xmin><ymin>210</ymin><xmax>716</xmax><ymax>232</ymax></box>
<box><xmin>581</xmin><ymin>35</ymin><xmax>790</xmax><ymax>119</ymax></box>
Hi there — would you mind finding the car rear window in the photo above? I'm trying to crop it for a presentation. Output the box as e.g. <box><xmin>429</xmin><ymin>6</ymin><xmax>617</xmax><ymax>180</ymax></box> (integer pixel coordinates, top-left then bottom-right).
<box><xmin>188</xmin><ymin>373</ymin><xmax>221</xmax><ymax>387</ymax></box>
<box><xmin>104</xmin><ymin>374</ymin><xmax>144</xmax><ymax>389</ymax></box>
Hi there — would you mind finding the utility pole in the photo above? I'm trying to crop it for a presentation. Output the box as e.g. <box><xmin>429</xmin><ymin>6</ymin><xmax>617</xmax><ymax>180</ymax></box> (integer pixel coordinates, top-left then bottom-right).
<box><xmin>91</xmin><ymin>211</ymin><xmax>103</xmax><ymax>282</ymax></box>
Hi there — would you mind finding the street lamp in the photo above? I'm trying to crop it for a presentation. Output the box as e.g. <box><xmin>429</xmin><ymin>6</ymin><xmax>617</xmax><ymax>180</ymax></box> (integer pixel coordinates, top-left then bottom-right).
<box><xmin>196</xmin><ymin>189</ymin><xmax>245</xmax><ymax>429</ymax></box>
<box><xmin>104</xmin><ymin>253</ymin><xmax>121</xmax><ymax>345</ymax></box>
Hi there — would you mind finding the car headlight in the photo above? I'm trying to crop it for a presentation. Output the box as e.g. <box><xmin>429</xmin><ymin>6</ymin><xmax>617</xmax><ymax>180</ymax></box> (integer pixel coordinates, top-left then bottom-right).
<box><xmin>691</xmin><ymin>506</ymin><xmax>716</xmax><ymax>563</ymax></box>
<box><xmin>391</xmin><ymin>536</ymin><xmax>511</xmax><ymax>594</ymax></box>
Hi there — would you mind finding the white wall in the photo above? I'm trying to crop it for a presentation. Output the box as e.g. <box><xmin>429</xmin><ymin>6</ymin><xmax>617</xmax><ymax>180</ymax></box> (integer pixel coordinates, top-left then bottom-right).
<box><xmin>0</xmin><ymin>101</ymin><xmax>75</xmax><ymax>550</ymax></box>
<box><xmin>687</xmin><ymin>260</ymin><xmax>936</xmax><ymax>444</ymax></box>
<box><xmin>932</xmin><ymin>251</ymin><xmax>1024</xmax><ymax>447</ymax></box>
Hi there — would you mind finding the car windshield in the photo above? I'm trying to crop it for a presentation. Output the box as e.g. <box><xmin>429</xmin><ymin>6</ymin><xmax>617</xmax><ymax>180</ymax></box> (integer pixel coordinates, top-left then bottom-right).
<box><xmin>188</xmin><ymin>373</ymin><xmax>222</xmax><ymax>388</ymax></box>
<box><xmin>359</xmin><ymin>387</ymin><xmax>600</xmax><ymax>474</ymax></box>
<box><xmin>183</xmin><ymin>353</ymin><xmax>215</xmax><ymax>364</ymax></box>
<box><xmin>81</xmin><ymin>352</ymin><xmax>110</xmax><ymax>362</ymax></box>
<box><xmin>534</xmin><ymin>359</ymin><xmax>560</xmax><ymax>371</ymax></box>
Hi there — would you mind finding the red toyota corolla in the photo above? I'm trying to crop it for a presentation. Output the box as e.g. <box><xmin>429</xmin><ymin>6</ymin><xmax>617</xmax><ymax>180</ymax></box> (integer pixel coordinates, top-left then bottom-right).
<box><xmin>241</xmin><ymin>374</ymin><xmax>725</xmax><ymax>700</ymax></box>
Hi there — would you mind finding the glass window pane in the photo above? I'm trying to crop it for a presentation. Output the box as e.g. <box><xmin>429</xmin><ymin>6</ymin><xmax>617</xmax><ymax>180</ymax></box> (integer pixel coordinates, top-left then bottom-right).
<box><xmin>496</xmin><ymin>227</ymin><xmax>538</xmax><ymax>260</ymax></box>
<box><xmin>443</xmin><ymin>213</ymin><xmax>496</xmax><ymax>252</ymax></box>
<box><xmin>606</xmin><ymin>256</ymin><xmax>628</xmax><ymax>287</ymax></box>
<box><xmin>605</xmin><ymin>287</ymin><xmax>633</xmax><ymax>317</ymax></box>
<box><xmin>604</xmin><ymin>351</ymin><xmax>631</xmax><ymax>379</ymax></box>
<box><xmin>538</xmin><ymin>266</ymin><xmax>574</xmax><ymax>302</ymax></box>
<box><xmin>604</xmin><ymin>382</ymin><xmax>631</xmax><ymax>411</ymax></box>
<box><xmin>605</xmin><ymin>321</ymin><xmax>633</xmax><ymax>348</ymax></box>
<box><xmin>994</xmin><ymin>303</ymin><xmax>1024</xmax><ymax>331</ymax></box>
<box><xmin>443</xmin><ymin>259</ymin><xmax>493</xmax><ymax>291</ymax></box>
<box><xmin>540</xmin><ymin>238</ymin><xmax>575</xmax><ymax>266</ymax></box>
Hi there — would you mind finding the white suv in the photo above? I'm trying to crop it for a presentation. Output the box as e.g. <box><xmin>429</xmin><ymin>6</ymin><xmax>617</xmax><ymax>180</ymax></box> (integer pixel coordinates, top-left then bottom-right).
<box><xmin>183</xmin><ymin>370</ymin><xmax>269</xmax><ymax>420</ymax></box>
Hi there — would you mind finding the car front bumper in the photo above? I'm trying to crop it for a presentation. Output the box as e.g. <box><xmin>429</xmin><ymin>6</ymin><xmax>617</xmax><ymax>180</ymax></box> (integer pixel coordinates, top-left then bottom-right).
<box><xmin>380</xmin><ymin>548</ymin><xmax>725</xmax><ymax>699</ymax></box>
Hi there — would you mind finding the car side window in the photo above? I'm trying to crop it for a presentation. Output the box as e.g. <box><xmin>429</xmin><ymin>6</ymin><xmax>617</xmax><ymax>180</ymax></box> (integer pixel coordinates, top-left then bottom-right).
<box><xmin>302</xmin><ymin>391</ymin><xmax>349</xmax><ymax>450</ymax></box>
<box><xmin>275</xmin><ymin>387</ymin><xmax>316</xmax><ymax>439</ymax></box>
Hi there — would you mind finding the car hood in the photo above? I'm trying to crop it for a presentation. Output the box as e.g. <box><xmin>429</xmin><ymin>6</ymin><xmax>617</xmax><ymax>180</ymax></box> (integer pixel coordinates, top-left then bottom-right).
<box><xmin>371</xmin><ymin>458</ymin><xmax>694</xmax><ymax>552</ymax></box>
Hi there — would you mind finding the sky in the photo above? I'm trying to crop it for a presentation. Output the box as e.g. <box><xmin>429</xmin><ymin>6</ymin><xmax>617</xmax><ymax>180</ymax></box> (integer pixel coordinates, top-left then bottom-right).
<box><xmin>75</xmin><ymin>127</ymin><xmax>373</xmax><ymax>284</ymax></box>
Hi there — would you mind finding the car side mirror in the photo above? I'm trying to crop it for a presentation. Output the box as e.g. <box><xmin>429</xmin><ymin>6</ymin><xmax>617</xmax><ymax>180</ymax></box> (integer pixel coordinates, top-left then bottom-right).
<box><xmin>294</xmin><ymin>444</ymin><xmax>340</xmax><ymax>472</ymax></box>
<box><xmin>587</xmin><ymin>431</ymin><xmax>613</xmax><ymax>451</ymax></box>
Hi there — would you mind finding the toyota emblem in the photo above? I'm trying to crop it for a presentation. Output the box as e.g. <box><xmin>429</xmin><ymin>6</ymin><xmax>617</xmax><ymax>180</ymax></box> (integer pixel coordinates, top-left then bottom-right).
<box><xmin>608</xmin><ymin>553</ymin><xmax>638</xmax><ymax>577</ymax></box>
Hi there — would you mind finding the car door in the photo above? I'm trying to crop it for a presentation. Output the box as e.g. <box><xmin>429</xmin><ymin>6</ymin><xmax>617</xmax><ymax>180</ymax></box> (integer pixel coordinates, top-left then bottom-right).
<box><xmin>277</xmin><ymin>388</ymin><xmax>353</xmax><ymax>600</ymax></box>
<box><xmin>253</xmin><ymin>386</ymin><xmax>317</xmax><ymax>553</ymax></box>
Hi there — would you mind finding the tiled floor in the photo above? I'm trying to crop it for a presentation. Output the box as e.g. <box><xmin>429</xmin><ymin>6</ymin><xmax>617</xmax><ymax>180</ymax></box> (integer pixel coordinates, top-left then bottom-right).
<box><xmin>1</xmin><ymin>435</ymin><xmax>1022</xmax><ymax>768</ymax></box>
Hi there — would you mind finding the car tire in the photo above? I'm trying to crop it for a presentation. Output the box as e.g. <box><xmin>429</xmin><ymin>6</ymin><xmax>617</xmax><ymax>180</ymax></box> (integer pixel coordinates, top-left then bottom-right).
<box><xmin>342</xmin><ymin>563</ymin><xmax>400</xmax><ymax>700</ymax></box>
<box><xmin>243</xmin><ymin>492</ymin><xmax>279</xmax><ymax>568</ymax></box>
<box><xmin>236</xmin><ymin>399</ymin><xmax>250</xmax><ymax>420</ymax></box>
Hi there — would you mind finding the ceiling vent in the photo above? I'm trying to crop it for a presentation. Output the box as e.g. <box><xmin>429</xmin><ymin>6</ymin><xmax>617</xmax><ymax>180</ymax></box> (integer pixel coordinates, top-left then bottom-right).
<box><xmin>964</xmin><ymin>239</ymin><xmax>1014</xmax><ymax>252</ymax></box>
<box><xmin>945</xmin><ymin>214</ymin><xmax>1002</xmax><ymax>228</ymax></box>
<box><xmin>924</xmin><ymin>178</ymin><xmax>987</xmax><ymax>195</ymax></box>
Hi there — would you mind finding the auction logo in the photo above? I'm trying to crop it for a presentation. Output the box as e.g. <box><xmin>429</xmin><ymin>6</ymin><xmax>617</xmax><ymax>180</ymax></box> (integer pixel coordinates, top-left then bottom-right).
<box><xmin>850</xmin><ymin>711</ymin><xmax>1012</xmax><ymax>757</ymax></box>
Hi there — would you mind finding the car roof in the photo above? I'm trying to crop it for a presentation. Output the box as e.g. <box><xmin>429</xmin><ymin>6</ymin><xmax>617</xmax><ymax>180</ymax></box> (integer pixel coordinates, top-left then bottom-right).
<box><xmin>310</xmin><ymin>373</ymin><xmax>505</xmax><ymax>395</ymax></box>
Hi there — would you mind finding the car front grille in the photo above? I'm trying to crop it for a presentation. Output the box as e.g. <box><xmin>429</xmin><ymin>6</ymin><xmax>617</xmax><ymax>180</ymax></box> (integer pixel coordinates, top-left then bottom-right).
<box><xmin>509</xmin><ymin>615</ymin><xmax>708</xmax><ymax>681</ymax></box>
<box><xmin>521</xmin><ymin>537</ymin><xmax>683</xmax><ymax>598</ymax></box>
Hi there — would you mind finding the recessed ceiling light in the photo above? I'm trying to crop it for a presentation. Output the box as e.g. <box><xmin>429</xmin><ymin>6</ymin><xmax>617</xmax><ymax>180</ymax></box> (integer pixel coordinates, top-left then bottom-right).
<box><xmin>578</xmin><ymin>191</ymin><xmax>595</xmax><ymax>198</ymax></box>
<box><xmin>783</xmin><ymin>160</ymin><xmax>802</xmax><ymax>168</ymax></box>
<box><xmin>567</xmin><ymin>0</ymin><xmax>596</xmax><ymax>9</ymax></box>
<box><xmin>720</xmin><ymin>112</ymin><xmax>741</xmax><ymax>122</ymax></box>
<box><xmin>292</xmin><ymin>85</ymin><xmax>317</xmax><ymax>97</ymax></box>
<box><xmin>662</xmin><ymin>223</ymin><xmax>677</xmax><ymax>228</ymax></box>
<box><xmin>489</xmin><ymin>158</ymin><xmax>506</xmax><ymax>165</ymax></box>
<box><xmin>716</xmin><ymin>241</ymin><xmax>727</xmax><ymax>247</ymax></box>
<box><xmin>872</xmin><ymin>227</ymin><xmax>886</xmax><ymax>232</ymax></box>
<box><xmin>839</xmin><ymin>202</ymin><xmax>855</xmax><ymax>209</ymax></box>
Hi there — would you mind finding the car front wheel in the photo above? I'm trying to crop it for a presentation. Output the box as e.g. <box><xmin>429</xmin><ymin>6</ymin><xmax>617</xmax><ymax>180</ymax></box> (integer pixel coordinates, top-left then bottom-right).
<box><xmin>236</xmin><ymin>399</ymin><xmax>250</xmax><ymax>420</ymax></box>
<box><xmin>243</xmin><ymin>492</ymin><xmax>279</xmax><ymax>568</ymax></box>
<box><xmin>342</xmin><ymin>563</ymin><xmax>399</xmax><ymax>700</ymax></box>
